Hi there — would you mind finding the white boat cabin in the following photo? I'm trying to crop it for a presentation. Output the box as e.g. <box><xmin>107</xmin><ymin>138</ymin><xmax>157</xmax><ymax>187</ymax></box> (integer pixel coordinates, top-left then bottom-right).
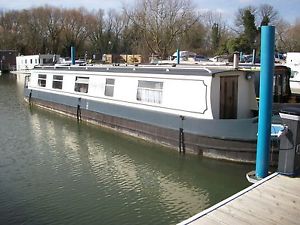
<box><xmin>26</xmin><ymin>65</ymin><xmax>258</xmax><ymax>120</ymax></box>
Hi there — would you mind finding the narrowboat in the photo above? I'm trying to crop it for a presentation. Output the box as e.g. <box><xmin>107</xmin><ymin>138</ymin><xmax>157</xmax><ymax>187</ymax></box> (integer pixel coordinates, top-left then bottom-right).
<box><xmin>24</xmin><ymin>64</ymin><xmax>277</xmax><ymax>163</ymax></box>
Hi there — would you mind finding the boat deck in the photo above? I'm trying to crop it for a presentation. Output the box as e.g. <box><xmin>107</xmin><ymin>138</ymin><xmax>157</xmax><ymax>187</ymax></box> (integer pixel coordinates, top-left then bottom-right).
<box><xmin>33</xmin><ymin>64</ymin><xmax>237</xmax><ymax>76</ymax></box>
<box><xmin>178</xmin><ymin>172</ymin><xmax>300</xmax><ymax>225</ymax></box>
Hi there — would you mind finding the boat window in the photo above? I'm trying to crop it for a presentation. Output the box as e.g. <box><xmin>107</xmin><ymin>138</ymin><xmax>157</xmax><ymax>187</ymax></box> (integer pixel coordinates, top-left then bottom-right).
<box><xmin>24</xmin><ymin>75</ymin><xmax>30</xmax><ymax>88</ymax></box>
<box><xmin>104</xmin><ymin>78</ymin><xmax>115</xmax><ymax>97</ymax></box>
<box><xmin>136</xmin><ymin>80</ymin><xmax>163</xmax><ymax>104</ymax></box>
<box><xmin>273</xmin><ymin>67</ymin><xmax>292</xmax><ymax>103</ymax></box>
<box><xmin>74</xmin><ymin>76</ymin><xmax>89</xmax><ymax>93</ymax></box>
<box><xmin>52</xmin><ymin>75</ymin><xmax>63</xmax><ymax>89</ymax></box>
<box><xmin>38</xmin><ymin>74</ymin><xmax>47</xmax><ymax>87</ymax></box>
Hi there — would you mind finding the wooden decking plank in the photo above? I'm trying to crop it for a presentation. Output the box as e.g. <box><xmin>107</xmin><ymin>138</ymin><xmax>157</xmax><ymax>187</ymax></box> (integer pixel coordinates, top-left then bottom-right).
<box><xmin>245</xmin><ymin>195</ymin><xmax>300</xmax><ymax>224</ymax></box>
<box><xmin>266</xmin><ymin>176</ymin><xmax>300</xmax><ymax>194</ymax></box>
<box><xmin>191</xmin><ymin>215</ymin><xmax>227</xmax><ymax>225</ymax></box>
<box><xmin>250</xmin><ymin>185</ymin><xmax>300</xmax><ymax>212</ymax></box>
<box><xmin>212</xmin><ymin>206</ymin><xmax>257</xmax><ymax>225</ymax></box>
<box><xmin>225</xmin><ymin>194</ymin><xmax>286</xmax><ymax>224</ymax></box>
<box><xmin>225</xmin><ymin>204</ymin><xmax>278</xmax><ymax>225</ymax></box>
<box><xmin>252</xmin><ymin>181</ymin><xmax>300</xmax><ymax>200</ymax></box>
<box><xmin>229</xmin><ymin>191</ymin><xmax>299</xmax><ymax>224</ymax></box>
<box><xmin>180</xmin><ymin>174</ymin><xmax>300</xmax><ymax>225</ymax></box>
<box><xmin>266</xmin><ymin>177</ymin><xmax>300</xmax><ymax>192</ymax></box>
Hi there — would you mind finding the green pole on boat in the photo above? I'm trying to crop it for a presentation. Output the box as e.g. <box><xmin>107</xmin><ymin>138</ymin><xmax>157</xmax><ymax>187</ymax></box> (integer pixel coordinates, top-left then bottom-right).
<box><xmin>71</xmin><ymin>46</ymin><xmax>75</xmax><ymax>65</ymax></box>
<box><xmin>255</xmin><ymin>26</ymin><xmax>275</xmax><ymax>179</ymax></box>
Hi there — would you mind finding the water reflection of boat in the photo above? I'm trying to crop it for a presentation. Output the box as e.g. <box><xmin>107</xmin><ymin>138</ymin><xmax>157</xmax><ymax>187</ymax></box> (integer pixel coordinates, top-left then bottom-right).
<box><xmin>24</xmin><ymin>64</ymin><xmax>278</xmax><ymax>163</ymax></box>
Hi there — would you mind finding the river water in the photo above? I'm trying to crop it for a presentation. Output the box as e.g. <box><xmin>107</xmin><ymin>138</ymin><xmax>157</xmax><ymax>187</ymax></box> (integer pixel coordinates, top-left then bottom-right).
<box><xmin>0</xmin><ymin>74</ymin><xmax>253</xmax><ymax>225</ymax></box>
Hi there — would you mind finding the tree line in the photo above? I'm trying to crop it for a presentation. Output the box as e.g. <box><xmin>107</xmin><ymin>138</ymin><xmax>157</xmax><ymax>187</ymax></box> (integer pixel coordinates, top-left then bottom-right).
<box><xmin>0</xmin><ymin>0</ymin><xmax>299</xmax><ymax>61</ymax></box>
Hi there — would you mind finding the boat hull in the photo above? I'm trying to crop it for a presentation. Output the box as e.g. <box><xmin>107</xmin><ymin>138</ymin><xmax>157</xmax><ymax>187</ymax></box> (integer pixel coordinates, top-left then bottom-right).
<box><xmin>24</xmin><ymin>88</ymin><xmax>279</xmax><ymax>164</ymax></box>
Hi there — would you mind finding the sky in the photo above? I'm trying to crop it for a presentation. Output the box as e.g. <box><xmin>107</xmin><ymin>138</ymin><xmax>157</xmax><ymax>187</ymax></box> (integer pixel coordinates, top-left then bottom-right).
<box><xmin>0</xmin><ymin>0</ymin><xmax>299</xmax><ymax>25</ymax></box>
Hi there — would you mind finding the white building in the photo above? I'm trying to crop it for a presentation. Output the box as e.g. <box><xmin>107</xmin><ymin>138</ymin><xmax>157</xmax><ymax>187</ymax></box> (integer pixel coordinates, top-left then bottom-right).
<box><xmin>16</xmin><ymin>54</ymin><xmax>58</xmax><ymax>71</ymax></box>
<box><xmin>285</xmin><ymin>52</ymin><xmax>300</xmax><ymax>94</ymax></box>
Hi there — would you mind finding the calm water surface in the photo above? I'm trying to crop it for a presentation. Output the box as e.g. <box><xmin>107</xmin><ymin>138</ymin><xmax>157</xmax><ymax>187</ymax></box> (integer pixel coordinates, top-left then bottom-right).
<box><xmin>0</xmin><ymin>74</ymin><xmax>253</xmax><ymax>225</ymax></box>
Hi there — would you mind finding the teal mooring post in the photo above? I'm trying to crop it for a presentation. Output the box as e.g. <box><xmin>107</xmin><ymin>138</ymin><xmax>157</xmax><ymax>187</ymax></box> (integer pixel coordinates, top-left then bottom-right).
<box><xmin>71</xmin><ymin>46</ymin><xmax>75</xmax><ymax>65</ymax></box>
<box><xmin>255</xmin><ymin>26</ymin><xmax>275</xmax><ymax>179</ymax></box>
<box><xmin>176</xmin><ymin>49</ymin><xmax>180</xmax><ymax>65</ymax></box>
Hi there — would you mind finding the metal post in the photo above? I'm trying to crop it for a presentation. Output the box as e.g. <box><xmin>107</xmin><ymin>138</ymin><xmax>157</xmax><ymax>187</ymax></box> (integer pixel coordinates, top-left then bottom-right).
<box><xmin>252</xmin><ymin>49</ymin><xmax>256</xmax><ymax>65</ymax></box>
<box><xmin>255</xmin><ymin>26</ymin><xmax>275</xmax><ymax>179</ymax></box>
<box><xmin>71</xmin><ymin>46</ymin><xmax>75</xmax><ymax>65</ymax></box>
<box><xmin>233</xmin><ymin>52</ymin><xmax>239</xmax><ymax>69</ymax></box>
<box><xmin>176</xmin><ymin>49</ymin><xmax>180</xmax><ymax>65</ymax></box>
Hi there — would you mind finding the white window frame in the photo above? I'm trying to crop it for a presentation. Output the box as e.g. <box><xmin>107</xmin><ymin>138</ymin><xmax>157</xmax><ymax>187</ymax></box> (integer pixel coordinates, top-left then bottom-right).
<box><xmin>38</xmin><ymin>74</ymin><xmax>47</xmax><ymax>87</ymax></box>
<box><xmin>104</xmin><ymin>78</ymin><xmax>115</xmax><ymax>97</ymax></box>
<box><xmin>52</xmin><ymin>75</ymin><xmax>63</xmax><ymax>89</ymax></box>
<box><xmin>74</xmin><ymin>76</ymin><xmax>89</xmax><ymax>93</ymax></box>
<box><xmin>136</xmin><ymin>80</ymin><xmax>163</xmax><ymax>104</ymax></box>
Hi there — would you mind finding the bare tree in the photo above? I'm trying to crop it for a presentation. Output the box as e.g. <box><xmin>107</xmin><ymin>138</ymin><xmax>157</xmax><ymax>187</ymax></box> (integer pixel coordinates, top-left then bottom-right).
<box><xmin>201</xmin><ymin>10</ymin><xmax>231</xmax><ymax>56</ymax></box>
<box><xmin>258</xmin><ymin>4</ymin><xmax>279</xmax><ymax>26</ymax></box>
<box><xmin>106</xmin><ymin>9</ymin><xmax>127</xmax><ymax>53</ymax></box>
<box><xmin>285</xmin><ymin>19</ymin><xmax>300</xmax><ymax>51</ymax></box>
<box><xmin>42</xmin><ymin>6</ymin><xmax>65</xmax><ymax>54</ymax></box>
<box><xmin>0</xmin><ymin>10</ymin><xmax>21</xmax><ymax>50</ymax></box>
<box><xmin>61</xmin><ymin>8</ymin><xmax>89</xmax><ymax>57</ymax></box>
<box><xmin>202</xmin><ymin>10</ymin><xmax>224</xmax><ymax>29</ymax></box>
<box><xmin>126</xmin><ymin>0</ymin><xmax>199</xmax><ymax>58</ymax></box>
<box><xmin>235</xmin><ymin>4</ymin><xmax>279</xmax><ymax>29</ymax></box>
<box><xmin>180</xmin><ymin>21</ymin><xmax>206</xmax><ymax>54</ymax></box>
<box><xmin>0</xmin><ymin>3</ymin><xmax>290</xmax><ymax>59</ymax></box>
<box><xmin>27</xmin><ymin>7</ymin><xmax>53</xmax><ymax>54</ymax></box>
<box><xmin>234</xmin><ymin>6</ymin><xmax>257</xmax><ymax>33</ymax></box>
<box><xmin>86</xmin><ymin>9</ymin><xmax>106</xmax><ymax>54</ymax></box>
<box><xmin>276</xmin><ymin>19</ymin><xmax>291</xmax><ymax>51</ymax></box>
<box><xmin>87</xmin><ymin>9</ymin><xmax>128</xmax><ymax>56</ymax></box>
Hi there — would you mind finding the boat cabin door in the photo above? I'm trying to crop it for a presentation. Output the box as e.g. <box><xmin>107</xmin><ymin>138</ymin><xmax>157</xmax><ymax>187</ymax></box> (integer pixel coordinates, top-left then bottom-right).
<box><xmin>219</xmin><ymin>76</ymin><xmax>238</xmax><ymax>119</ymax></box>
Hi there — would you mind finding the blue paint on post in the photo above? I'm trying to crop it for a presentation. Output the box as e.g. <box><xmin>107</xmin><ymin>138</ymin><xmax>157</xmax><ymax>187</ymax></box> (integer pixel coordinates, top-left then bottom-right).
<box><xmin>71</xmin><ymin>46</ymin><xmax>75</xmax><ymax>65</ymax></box>
<box><xmin>256</xmin><ymin>26</ymin><xmax>275</xmax><ymax>179</ymax></box>
<box><xmin>177</xmin><ymin>49</ymin><xmax>180</xmax><ymax>65</ymax></box>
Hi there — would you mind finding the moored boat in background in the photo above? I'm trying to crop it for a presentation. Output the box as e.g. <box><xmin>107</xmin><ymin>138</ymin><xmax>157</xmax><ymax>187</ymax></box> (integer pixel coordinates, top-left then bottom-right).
<box><xmin>285</xmin><ymin>52</ymin><xmax>300</xmax><ymax>95</ymax></box>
